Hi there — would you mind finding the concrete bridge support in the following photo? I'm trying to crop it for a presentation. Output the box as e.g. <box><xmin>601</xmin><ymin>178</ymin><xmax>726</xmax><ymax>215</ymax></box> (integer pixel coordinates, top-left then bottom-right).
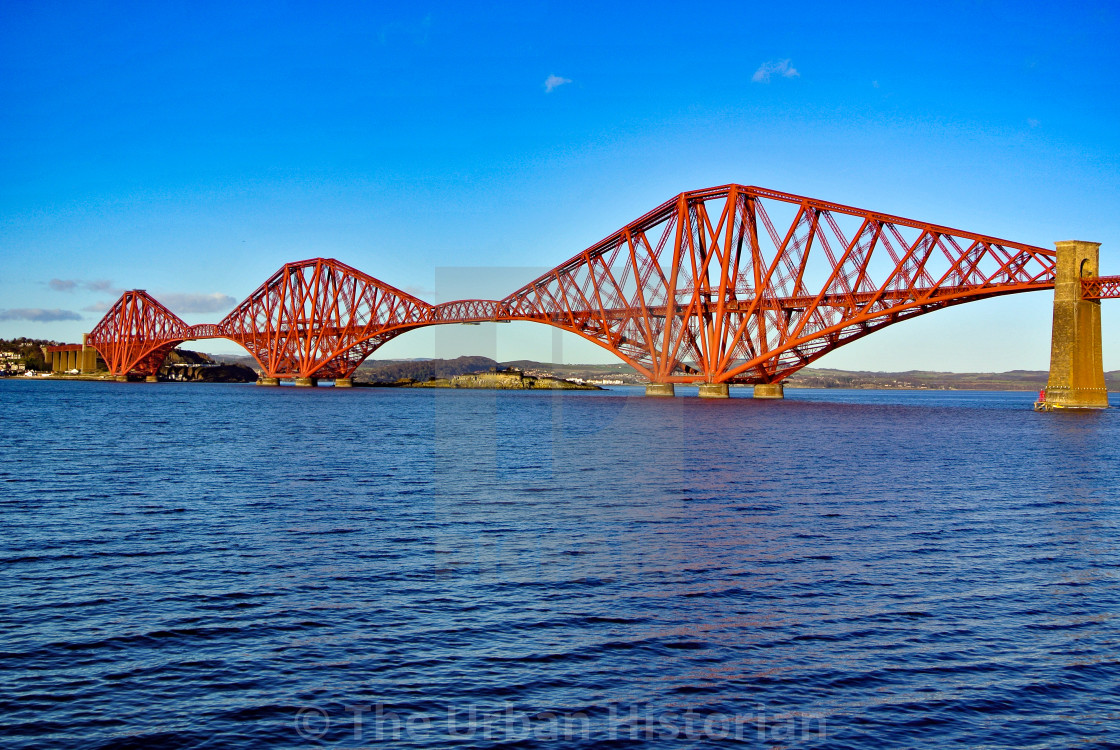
<box><xmin>334</xmin><ymin>378</ymin><xmax>353</xmax><ymax>388</ymax></box>
<box><xmin>698</xmin><ymin>383</ymin><xmax>729</xmax><ymax>398</ymax></box>
<box><xmin>1043</xmin><ymin>240</ymin><xmax>1108</xmax><ymax>409</ymax></box>
<box><xmin>753</xmin><ymin>383</ymin><xmax>784</xmax><ymax>399</ymax></box>
<box><xmin>257</xmin><ymin>377</ymin><xmax>280</xmax><ymax>386</ymax></box>
<box><xmin>294</xmin><ymin>377</ymin><xmax>318</xmax><ymax>387</ymax></box>
<box><xmin>645</xmin><ymin>383</ymin><xmax>675</xmax><ymax>397</ymax></box>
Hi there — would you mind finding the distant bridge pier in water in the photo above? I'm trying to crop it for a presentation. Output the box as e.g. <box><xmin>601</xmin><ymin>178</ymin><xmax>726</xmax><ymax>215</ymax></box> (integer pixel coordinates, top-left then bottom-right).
<box><xmin>753</xmin><ymin>384</ymin><xmax>785</xmax><ymax>399</ymax></box>
<box><xmin>253</xmin><ymin>376</ymin><xmax>353</xmax><ymax>386</ymax></box>
<box><xmin>698</xmin><ymin>383</ymin><xmax>730</xmax><ymax>399</ymax></box>
<box><xmin>644</xmin><ymin>383</ymin><xmax>783</xmax><ymax>398</ymax></box>
<box><xmin>1040</xmin><ymin>240</ymin><xmax>1109</xmax><ymax>410</ymax></box>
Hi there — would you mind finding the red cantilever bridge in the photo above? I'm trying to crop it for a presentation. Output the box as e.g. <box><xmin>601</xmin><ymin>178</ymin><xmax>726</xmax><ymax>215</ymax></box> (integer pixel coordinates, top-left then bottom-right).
<box><xmin>86</xmin><ymin>184</ymin><xmax>1116</xmax><ymax>392</ymax></box>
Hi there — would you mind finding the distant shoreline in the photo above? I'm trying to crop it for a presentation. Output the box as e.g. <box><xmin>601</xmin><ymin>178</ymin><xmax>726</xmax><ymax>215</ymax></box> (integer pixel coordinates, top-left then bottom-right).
<box><xmin>6</xmin><ymin>350</ymin><xmax>1119</xmax><ymax>392</ymax></box>
<box><xmin>3</xmin><ymin>374</ymin><xmax>1109</xmax><ymax>393</ymax></box>
<box><xmin>11</xmin><ymin>347</ymin><xmax>1115</xmax><ymax>391</ymax></box>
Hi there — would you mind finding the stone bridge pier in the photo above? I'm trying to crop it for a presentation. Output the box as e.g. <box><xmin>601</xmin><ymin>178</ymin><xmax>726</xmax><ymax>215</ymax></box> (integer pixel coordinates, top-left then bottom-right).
<box><xmin>1042</xmin><ymin>240</ymin><xmax>1108</xmax><ymax>409</ymax></box>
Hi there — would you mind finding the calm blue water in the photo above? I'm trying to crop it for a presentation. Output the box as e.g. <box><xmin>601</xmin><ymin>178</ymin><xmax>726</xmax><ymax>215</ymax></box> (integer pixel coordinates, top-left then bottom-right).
<box><xmin>2</xmin><ymin>380</ymin><xmax>1118</xmax><ymax>749</ymax></box>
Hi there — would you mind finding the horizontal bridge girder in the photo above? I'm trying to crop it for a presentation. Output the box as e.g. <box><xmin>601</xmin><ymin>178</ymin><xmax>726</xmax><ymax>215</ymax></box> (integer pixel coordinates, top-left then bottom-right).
<box><xmin>1082</xmin><ymin>275</ymin><xmax>1120</xmax><ymax>299</ymax></box>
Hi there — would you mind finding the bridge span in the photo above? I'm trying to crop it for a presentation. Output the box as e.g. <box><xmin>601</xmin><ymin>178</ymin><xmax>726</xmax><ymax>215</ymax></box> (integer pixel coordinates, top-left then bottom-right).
<box><xmin>82</xmin><ymin>184</ymin><xmax>1118</xmax><ymax>407</ymax></box>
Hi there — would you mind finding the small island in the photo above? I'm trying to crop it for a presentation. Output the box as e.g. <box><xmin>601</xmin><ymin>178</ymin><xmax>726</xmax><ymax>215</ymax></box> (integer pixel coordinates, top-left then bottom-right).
<box><xmin>366</xmin><ymin>368</ymin><xmax>601</xmax><ymax>390</ymax></box>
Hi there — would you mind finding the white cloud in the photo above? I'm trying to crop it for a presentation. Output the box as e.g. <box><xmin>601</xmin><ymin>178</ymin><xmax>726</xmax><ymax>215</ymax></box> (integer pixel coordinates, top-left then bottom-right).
<box><xmin>751</xmin><ymin>59</ymin><xmax>799</xmax><ymax>83</ymax></box>
<box><xmin>403</xmin><ymin>285</ymin><xmax>434</xmax><ymax>299</ymax></box>
<box><xmin>47</xmin><ymin>278</ymin><xmax>121</xmax><ymax>294</ymax></box>
<box><xmin>158</xmin><ymin>293</ymin><xmax>238</xmax><ymax>314</ymax></box>
<box><xmin>80</xmin><ymin>292</ymin><xmax>235</xmax><ymax>315</ymax></box>
<box><xmin>0</xmin><ymin>308</ymin><xmax>83</xmax><ymax>322</ymax></box>
<box><xmin>544</xmin><ymin>74</ymin><xmax>572</xmax><ymax>93</ymax></box>
<box><xmin>85</xmin><ymin>280</ymin><xmax>117</xmax><ymax>293</ymax></box>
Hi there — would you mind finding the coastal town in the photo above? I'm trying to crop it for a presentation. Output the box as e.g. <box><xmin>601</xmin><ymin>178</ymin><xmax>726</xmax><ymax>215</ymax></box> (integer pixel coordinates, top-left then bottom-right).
<box><xmin>0</xmin><ymin>338</ymin><xmax>55</xmax><ymax>377</ymax></box>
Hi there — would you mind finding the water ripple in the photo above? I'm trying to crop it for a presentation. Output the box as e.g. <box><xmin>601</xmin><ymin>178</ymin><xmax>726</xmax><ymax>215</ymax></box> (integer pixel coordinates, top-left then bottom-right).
<box><xmin>1</xmin><ymin>381</ymin><xmax>1118</xmax><ymax>748</ymax></box>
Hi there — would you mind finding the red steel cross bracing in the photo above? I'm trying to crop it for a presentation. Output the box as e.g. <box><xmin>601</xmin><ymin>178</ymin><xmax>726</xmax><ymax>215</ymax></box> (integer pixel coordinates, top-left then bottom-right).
<box><xmin>86</xmin><ymin>185</ymin><xmax>1062</xmax><ymax>381</ymax></box>
<box><xmin>1082</xmin><ymin>275</ymin><xmax>1120</xmax><ymax>300</ymax></box>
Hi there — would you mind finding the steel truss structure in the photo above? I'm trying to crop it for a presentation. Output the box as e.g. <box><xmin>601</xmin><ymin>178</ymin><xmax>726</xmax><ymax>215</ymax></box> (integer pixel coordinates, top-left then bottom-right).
<box><xmin>220</xmin><ymin>259</ymin><xmax>434</xmax><ymax>379</ymax></box>
<box><xmin>87</xmin><ymin>184</ymin><xmax>1067</xmax><ymax>382</ymax></box>
<box><xmin>1082</xmin><ymin>275</ymin><xmax>1120</xmax><ymax>300</ymax></box>
<box><xmin>88</xmin><ymin>291</ymin><xmax>212</xmax><ymax>377</ymax></box>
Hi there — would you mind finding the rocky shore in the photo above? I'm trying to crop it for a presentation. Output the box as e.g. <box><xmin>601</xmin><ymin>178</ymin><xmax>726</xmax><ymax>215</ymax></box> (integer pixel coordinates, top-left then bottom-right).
<box><xmin>159</xmin><ymin>349</ymin><xmax>257</xmax><ymax>382</ymax></box>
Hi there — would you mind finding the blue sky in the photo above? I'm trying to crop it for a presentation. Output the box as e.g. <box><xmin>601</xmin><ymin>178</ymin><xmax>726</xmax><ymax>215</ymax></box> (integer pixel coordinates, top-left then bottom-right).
<box><xmin>2</xmin><ymin>1</ymin><xmax>1119</xmax><ymax>370</ymax></box>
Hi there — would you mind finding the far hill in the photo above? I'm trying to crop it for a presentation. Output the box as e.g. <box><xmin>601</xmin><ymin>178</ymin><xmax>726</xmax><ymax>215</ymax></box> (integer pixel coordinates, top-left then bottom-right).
<box><xmin>355</xmin><ymin>356</ymin><xmax>500</xmax><ymax>383</ymax></box>
<box><xmin>790</xmin><ymin>368</ymin><xmax>1120</xmax><ymax>391</ymax></box>
<box><xmin>198</xmin><ymin>351</ymin><xmax>1120</xmax><ymax>391</ymax></box>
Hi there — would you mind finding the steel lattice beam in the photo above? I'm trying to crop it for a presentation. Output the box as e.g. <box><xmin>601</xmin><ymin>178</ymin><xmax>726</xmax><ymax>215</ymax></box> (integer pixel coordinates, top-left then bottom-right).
<box><xmin>1082</xmin><ymin>275</ymin><xmax>1120</xmax><ymax>299</ymax></box>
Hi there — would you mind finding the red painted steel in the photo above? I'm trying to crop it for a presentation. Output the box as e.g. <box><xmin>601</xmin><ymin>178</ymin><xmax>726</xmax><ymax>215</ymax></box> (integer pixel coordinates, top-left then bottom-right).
<box><xmin>487</xmin><ymin>186</ymin><xmax>1057</xmax><ymax>383</ymax></box>
<box><xmin>1082</xmin><ymin>275</ymin><xmax>1120</xmax><ymax>300</ymax></box>
<box><xmin>85</xmin><ymin>185</ymin><xmax>1063</xmax><ymax>382</ymax></box>
<box><xmin>219</xmin><ymin>258</ymin><xmax>435</xmax><ymax>379</ymax></box>
<box><xmin>87</xmin><ymin>290</ymin><xmax>193</xmax><ymax>377</ymax></box>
